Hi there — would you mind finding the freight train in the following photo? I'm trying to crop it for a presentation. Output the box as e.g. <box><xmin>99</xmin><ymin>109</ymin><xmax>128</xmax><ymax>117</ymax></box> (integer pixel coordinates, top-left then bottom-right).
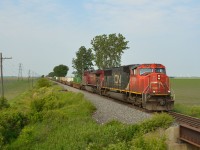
<box><xmin>81</xmin><ymin>64</ymin><xmax>174</xmax><ymax>111</ymax></box>
<box><xmin>56</xmin><ymin>63</ymin><xmax>174</xmax><ymax>111</ymax></box>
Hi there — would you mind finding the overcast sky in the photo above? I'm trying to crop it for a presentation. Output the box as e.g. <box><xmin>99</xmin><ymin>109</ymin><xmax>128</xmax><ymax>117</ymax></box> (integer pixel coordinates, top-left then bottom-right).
<box><xmin>1</xmin><ymin>0</ymin><xmax>200</xmax><ymax>77</ymax></box>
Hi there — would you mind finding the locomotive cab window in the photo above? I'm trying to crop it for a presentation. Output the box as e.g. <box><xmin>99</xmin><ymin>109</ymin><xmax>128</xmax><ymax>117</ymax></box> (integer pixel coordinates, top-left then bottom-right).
<box><xmin>140</xmin><ymin>68</ymin><xmax>153</xmax><ymax>75</ymax></box>
<box><xmin>155</xmin><ymin>68</ymin><xmax>166</xmax><ymax>74</ymax></box>
<box><xmin>131</xmin><ymin>69</ymin><xmax>137</xmax><ymax>75</ymax></box>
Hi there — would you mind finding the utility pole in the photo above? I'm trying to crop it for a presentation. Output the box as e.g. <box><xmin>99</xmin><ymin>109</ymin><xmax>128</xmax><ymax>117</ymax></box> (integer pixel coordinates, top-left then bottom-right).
<box><xmin>32</xmin><ymin>71</ymin><xmax>34</xmax><ymax>88</ymax></box>
<box><xmin>0</xmin><ymin>53</ymin><xmax>12</xmax><ymax>98</ymax></box>
<box><xmin>18</xmin><ymin>63</ymin><xmax>23</xmax><ymax>80</ymax></box>
<box><xmin>28</xmin><ymin>70</ymin><xmax>31</xmax><ymax>89</ymax></box>
<box><xmin>28</xmin><ymin>70</ymin><xmax>31</xmax><ymax>81</ymax></box>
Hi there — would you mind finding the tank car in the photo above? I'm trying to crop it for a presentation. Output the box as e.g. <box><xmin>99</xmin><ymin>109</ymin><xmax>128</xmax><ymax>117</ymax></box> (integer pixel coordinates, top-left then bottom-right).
<box><xmin>82</xmin><ymin>64</ymin><xmax>174</xmax><ymax>111</ymax></box>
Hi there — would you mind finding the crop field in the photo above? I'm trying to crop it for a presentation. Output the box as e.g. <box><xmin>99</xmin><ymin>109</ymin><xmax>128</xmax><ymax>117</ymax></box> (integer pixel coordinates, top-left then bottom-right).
<box><xmin>1</xmin><ymin>77</ymin><xmax>36</xmax><ymax>100</ymax></box>
<box><xmin>170</xmin><ymin>78</ymin><xmax>200</xmax><ymax>118</ymax></box>
<box><xmin>170</xmin><ymin>78</ymin><xmax>200</xmax><ymax>105</ymax></box>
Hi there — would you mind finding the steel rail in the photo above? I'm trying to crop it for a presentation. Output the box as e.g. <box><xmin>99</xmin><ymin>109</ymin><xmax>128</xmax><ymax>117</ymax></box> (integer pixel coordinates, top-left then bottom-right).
<box><xmin>168</xmin><ymin>111</ymin><xmax>200</xmax><ymax>129</ymax></box>
<box><xmin>168</xmin><ymin>111</ymin><xmax>200</xmax><ymax>148</ymax></box>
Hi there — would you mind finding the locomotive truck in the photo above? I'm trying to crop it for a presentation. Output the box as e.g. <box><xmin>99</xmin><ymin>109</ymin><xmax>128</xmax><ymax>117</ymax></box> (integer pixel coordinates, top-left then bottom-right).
<box><xmin>82</xmin><ymin>64</ymin><xmax>174</xmax><ymax>111</ymax></box>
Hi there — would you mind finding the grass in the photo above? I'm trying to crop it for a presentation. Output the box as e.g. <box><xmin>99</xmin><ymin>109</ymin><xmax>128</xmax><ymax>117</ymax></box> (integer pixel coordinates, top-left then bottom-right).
<box><xmin>170</xmin><ymin>78</ymin><xmax>200</xmax><ymax>118</ymax></box>
<box><xmin>2</xmin><ymin>77</ymin><xmax>37</xmax><ymax>100</ymax></box>
<box><xmin>0</xmin><ymin>78</ymin><xmax>173</xmax><ymax>150</ymax></box>
<box><xmin>173</xmin><ymin>103</ymin><xmax>200</xmax><ymax>118</ymax></box>
<box><xmin>170</xmin><ymin>78</ymin><xmax>200</xmax><ymax>105</ymax></box>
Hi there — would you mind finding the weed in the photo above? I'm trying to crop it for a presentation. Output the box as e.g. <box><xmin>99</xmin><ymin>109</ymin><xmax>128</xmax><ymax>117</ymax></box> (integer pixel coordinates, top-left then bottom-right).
<box><xmin>36</xmin><ymin>78</ymin><xmax>52</xmax><ymax>88</ymax></box>
<box><xmin>130</xmin><ymin>129</ymin><xmax>167</xmax><ymax>150</ymax></box>
<box><xmin>174</xmin><ymin>103</ymin><xmax>200</xmax><ymax>118</ymax></box>
<box><xmin>0</xmin><ymin>97</ymin><xmax>10</xmax><ymax>110</ymax></box>
<box><xmin>0</xmin><ymin>110</ymin><xmax>28</xmax><ymax>146</ymax></box>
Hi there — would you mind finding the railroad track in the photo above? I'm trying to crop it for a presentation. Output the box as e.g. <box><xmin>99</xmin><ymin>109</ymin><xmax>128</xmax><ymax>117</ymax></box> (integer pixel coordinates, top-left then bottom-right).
<box><xmin>168</xmin><ymin>111</ymin><xmax>200</xmax><ymax>148</ymax></box>
<box><xmin>168</xmin><ymin>111</ymin><xmax>200</xmax><ymax>129</ymax></box>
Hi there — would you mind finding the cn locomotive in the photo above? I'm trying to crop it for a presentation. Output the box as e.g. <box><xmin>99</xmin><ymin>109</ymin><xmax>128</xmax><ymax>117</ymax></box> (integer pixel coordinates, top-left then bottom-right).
<box><xmin>82</xmin><ymin>64</ymin><xmax>174</xmax><ymax>111</ymax></box>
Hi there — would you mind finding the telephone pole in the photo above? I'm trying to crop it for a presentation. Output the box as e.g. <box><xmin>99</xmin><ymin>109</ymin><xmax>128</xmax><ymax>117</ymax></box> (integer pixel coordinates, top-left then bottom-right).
<box><xmin>18</xmin><ymin>63</ymin><xmax>23</xmax><ymax>80</ymax></box>
<box><xmin>28</xmin><ymin>70</ymin><xmax>31</xmax><ymax>80</ymax></box>
<box><xmin>0</xmin><ymin>53</ymin><xmax>12</xmax><ymax>98</ymax></box>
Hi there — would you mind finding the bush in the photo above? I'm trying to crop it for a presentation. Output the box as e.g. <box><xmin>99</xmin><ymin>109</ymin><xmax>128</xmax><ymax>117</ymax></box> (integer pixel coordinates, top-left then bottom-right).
<box><xmin>85</xmin><ymin>113</ymin><xmax>173</xmax><ymax>150</ymax></box>
<box><xmin>0</xmin><ymin>97</ymin><xmax>10</xmax><ymax>109</ymax></box>
<box><xmin>29</xmin><ymin>88</ymin><xmax>69</xmax><ymax>123</ymax></box>
<box><xmin>131</xmin><ymin>129</ymin><xmax>167</xmax><ymax>150</ymax></box>
<box><xmin>36</xmin><ymin>78</ymin><xmax>52</xmax><ymax>88</ymax></box>
<box><xmin>30</xmin><ymin>92</ymin><xmax>66</xmax><ymax>113</ymax></box>
<box><xmin>0</xmin><ymin>110</ymin><xmax>28</xmax><ymax>145</ymax></box>
<box><xmin>139</xmin><ymin>113</ymin><xmax>174</xmax><ymax>134</ymax></box>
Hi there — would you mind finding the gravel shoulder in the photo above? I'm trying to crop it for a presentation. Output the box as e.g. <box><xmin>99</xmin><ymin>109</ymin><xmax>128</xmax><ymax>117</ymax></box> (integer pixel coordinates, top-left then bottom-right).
<box><xmin>58</xmin><ymin>83</ymin><xmax>152</xmax><ymax>124</ymax></box>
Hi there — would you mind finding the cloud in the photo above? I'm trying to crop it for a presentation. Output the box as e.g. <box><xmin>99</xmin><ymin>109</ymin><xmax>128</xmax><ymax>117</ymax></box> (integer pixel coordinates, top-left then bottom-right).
<box><xmin>84</xmin><ymin>0</ymin><xmax>200</xmax><ymax>35</ymax></box>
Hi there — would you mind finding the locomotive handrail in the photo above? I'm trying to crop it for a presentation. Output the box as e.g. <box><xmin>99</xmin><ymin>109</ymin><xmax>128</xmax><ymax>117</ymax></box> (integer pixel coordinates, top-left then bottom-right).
<box><xmin>143</xmin><ymin>85</ymin><xmax>150</xmax><ymax>94</ymax></box>
<box><xmin>142</xmin><ymin>85</ymin><xmax>150</xmax><ymax>105</ymax></box>
<box><xmin>170</xmin><ymin>88</ymin><xmax>175</xmax><ymax>100</ymax></box>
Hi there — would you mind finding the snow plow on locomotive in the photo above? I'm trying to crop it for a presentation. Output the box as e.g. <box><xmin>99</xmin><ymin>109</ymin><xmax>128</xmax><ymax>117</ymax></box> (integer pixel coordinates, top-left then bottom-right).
<box><xmin>82</xmin><ymin>64</ymin><xmax>174</xmax><ymax>111</ymax></box>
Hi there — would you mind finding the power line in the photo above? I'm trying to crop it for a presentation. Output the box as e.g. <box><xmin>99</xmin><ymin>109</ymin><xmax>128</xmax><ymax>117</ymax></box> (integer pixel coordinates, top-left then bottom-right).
<box><xmin>0</xmin><ymin>52</ymin><xmax>12</xmax><ymax>98</ymax></box>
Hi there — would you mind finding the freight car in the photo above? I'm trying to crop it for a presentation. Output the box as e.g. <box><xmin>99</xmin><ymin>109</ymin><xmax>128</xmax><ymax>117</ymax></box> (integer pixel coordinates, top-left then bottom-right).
<box><xmin>82</xmin><ymin>64</ymin><xmax>174</xmax><ymax>111</ymax></box>
<box><xmin>57</xmin><ymin>77</ymin><xmax>74</xmax><ymax>86</ymax></box>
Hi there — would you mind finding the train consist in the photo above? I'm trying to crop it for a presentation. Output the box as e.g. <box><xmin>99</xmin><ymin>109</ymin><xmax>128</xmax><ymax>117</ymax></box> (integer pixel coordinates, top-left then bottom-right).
<box><xmin>58</xmin><ymin>63</ymin><xmax>174</xmax><ymax>111</ymax></box>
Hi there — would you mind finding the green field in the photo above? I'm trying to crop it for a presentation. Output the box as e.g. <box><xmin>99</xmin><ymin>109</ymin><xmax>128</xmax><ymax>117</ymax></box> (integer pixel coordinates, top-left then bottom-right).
<box><xmin>170</xmin><ymin>78</ymin><xmax>200</xmax><ymax>117</ymax></box>
<box><xmin>170</xmin><ymin>78</ymin><xmax>200</xmax><ymax>105</ymax></box>
<box><xmin>1</xmin><ymin>77</ymin><xmax>36</xmax><ymax>100</ymax></box>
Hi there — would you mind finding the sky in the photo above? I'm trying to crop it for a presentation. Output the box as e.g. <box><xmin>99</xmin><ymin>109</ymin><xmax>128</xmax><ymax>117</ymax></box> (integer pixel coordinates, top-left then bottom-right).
<box><xmin>0</xmin><ymin>0</ymin><xmax>200</xmax><ymax>77</ymax></box>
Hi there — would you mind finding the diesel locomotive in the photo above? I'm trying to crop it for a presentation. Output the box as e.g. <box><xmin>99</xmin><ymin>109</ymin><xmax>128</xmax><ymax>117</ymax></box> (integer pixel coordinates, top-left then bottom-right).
<box><xmin>82</xmin><ymin>64</ymin><xmax>174</xmax><ymax>111</ymax></box>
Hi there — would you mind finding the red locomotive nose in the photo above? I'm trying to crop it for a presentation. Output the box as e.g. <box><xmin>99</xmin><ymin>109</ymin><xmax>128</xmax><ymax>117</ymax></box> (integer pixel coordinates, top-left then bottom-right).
<box><xmin>149</xmin><ymin>73</ymin><xmax>170</xmax><ymax>95</ymax></box>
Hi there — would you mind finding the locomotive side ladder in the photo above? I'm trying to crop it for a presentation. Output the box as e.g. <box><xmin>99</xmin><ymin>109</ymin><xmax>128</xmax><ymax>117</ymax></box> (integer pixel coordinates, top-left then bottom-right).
<box><xmin>142</xmin><ymin>85</ymin><xmax>150</xmax><ymax>107</ymax></box>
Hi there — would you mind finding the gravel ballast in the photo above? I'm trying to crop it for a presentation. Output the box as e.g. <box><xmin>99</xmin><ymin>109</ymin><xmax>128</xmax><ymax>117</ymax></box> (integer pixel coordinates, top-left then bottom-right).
<box><xmin>59</xmin><ymin>83</ymin><xmax>152</xmax><ymax>124</ymax></box>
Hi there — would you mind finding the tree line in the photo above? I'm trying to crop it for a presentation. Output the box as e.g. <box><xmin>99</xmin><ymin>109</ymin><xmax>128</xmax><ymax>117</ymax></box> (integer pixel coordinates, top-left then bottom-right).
<box><xmin>48</xmin><ymin>33</ymin><xmax>129</xmax><ymax>78</ymax></box>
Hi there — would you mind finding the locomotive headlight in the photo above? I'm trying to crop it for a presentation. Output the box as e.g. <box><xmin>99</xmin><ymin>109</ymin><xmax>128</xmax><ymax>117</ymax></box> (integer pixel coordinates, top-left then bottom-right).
<box><xmin>168</xmin><ymin>90</ymin><xmax>171</xmax><ymax>93</ymax></box>
<box><xmin>153</xmin><ymin>90</ymin><xmax>156</xmax><ymax>93</ymax></box>
<box><xmin>157</xmin><ymin>75</ymin><xmax>161</xmax><ymax>80</ymax></box>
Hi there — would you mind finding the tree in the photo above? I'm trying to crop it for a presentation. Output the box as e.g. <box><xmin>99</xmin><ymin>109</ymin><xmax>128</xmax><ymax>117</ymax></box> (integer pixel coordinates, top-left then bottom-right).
<box><xmin>53</xmin><ymin>64</ymin><xmax>69</xmax><ymax>77</ymax></box>
<box><xmin>72</xmin><ymin>46</ymin><xmax>94</xmax><ymax>78</ymax></box>
<box><xmin>91</xmin><ymin>33</ymin><xmax>129</xmax><ymax>69</ymax></box>
<box><xmin>48</xmin><ymin>72</ymin><xmax>55</xmax><ymax>77</ymax></box>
